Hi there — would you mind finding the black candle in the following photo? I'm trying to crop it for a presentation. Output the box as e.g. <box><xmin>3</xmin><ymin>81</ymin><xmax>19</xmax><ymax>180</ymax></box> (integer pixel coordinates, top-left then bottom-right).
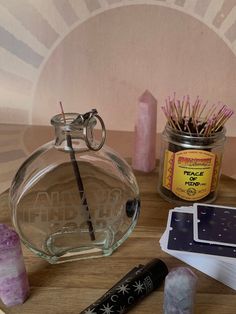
<box><xmin>80</xmin><ymin>259</ymin><xmax>168</xmax><ymax>314</ymax></box>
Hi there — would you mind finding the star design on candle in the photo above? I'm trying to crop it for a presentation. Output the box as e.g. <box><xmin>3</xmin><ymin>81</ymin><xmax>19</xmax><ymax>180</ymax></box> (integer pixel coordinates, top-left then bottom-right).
<box><xmin>100</xmin><ymin>303</ymin><xmax>114</xmax><ymax>314</ymax></box>
<box><xmin>84</xmin><ymin>309</ymin><xmax>97</xmax><ymax>314</ymax></box>
<box><xmin>133</xmin><ymin>280</ymin><xmax>145</xmax><ymax>294</ymax></box>
<box><xmin>117</xmin><ymin>283</ymin><xmax>130</xmax><ymax>295</ymax></box>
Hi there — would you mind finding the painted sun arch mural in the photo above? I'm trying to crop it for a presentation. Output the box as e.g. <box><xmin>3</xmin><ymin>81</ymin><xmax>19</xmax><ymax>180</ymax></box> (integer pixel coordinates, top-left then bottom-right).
<box><xmin>0</xmin><ymin>0</ymin><xmax>236</xmax><ymax>127</ymax></box>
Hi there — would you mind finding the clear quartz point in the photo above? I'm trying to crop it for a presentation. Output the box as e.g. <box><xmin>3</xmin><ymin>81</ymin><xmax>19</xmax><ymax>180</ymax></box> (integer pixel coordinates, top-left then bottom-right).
<box><xmin>163</xmin><ymin>267</ymin><xmax>197</xmax><ymax>314</ymax></box>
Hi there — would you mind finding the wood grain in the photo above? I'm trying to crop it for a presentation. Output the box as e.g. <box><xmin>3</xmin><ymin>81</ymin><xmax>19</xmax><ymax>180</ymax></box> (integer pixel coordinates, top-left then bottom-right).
<box><xmin>1</xmin><ymin>165</ymin><xmax>236</xmax><ymax>313</ymax></box>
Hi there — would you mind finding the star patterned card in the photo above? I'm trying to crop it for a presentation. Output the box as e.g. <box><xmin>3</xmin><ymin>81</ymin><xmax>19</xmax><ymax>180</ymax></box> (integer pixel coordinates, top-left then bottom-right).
<box><xmin>167</xmin><ymin>209</ymin><xmax>236</xmax><ymax>261</ymax></box>
<box><xmin>193</xmin><ymin>203</ymin><xmax>236</xmax><ymax>247</ymax></box>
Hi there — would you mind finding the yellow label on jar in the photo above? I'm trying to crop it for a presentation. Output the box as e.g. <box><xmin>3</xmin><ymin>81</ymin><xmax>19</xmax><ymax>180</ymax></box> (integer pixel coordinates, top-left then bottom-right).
<box><xmin>162</xmin><ymin>150</ymin><xmax>174</xmax><ymax>190</ymax></box>
<box><xmin>211</xmin><ymin>154</ymin><xmax>221</xmax><ymax>192</ymax></box>
<box><xmin>163</xmin><ymin>149</ymin><xmax>217</xmax><ymax>201</ymax></box>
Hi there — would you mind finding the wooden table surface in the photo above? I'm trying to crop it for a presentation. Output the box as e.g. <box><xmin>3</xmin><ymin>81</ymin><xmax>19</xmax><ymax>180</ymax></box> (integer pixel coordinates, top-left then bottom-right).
<box><xmin>1</xmin><ymin>165</ymin><xmax>236</xmax><ymax>313</ymax></box>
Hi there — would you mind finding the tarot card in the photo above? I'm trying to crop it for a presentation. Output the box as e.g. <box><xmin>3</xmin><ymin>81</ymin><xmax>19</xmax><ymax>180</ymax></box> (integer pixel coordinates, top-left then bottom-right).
<box><xmin>165</xmin><ymin>209</ymin><xmax>236</xmax><ymax>262</ymax></box>
<box><xmin>193</xmin><ymin>203</ymin><xmax>236</xmax><ymax>247</ymax></box>
<box><xmin>159</xmin><ymin>207</ymin><xmax>236</xmax><ymax>290</ymax></box>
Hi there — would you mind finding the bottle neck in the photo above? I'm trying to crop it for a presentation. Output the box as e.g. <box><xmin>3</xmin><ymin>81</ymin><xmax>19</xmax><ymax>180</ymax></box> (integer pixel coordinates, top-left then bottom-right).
<box><xmin>51</xmin><ymin>111</ymin><xmax>105</xmax><ymax>152</ymax></box>
<box><xmin>54</xmin><ymin>125</ymin><xmax>88</xmax><ymax>152</ymax></box>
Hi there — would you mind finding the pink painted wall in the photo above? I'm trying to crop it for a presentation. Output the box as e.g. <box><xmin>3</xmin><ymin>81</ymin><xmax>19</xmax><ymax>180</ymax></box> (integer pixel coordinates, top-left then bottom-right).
<box><xmin>0</xmin><ymin>1</ymin><xmax>235</xmax><ymax>134</ymax></box>
<box><xmin>32</xmin><ymin>4</ymin><xmax>236</xmax><ymax>136</ymax></box>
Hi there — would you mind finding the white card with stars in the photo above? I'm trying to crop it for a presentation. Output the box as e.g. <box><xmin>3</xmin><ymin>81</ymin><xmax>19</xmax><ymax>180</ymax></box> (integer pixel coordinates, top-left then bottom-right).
<box><xmin>164</xmin><ymin>206</ymin><xmax>236</xmax><ymax>263</ymax></box>
<box><xmin>193</xmin><ymin>203</ymin><xmax>236</xmax><ymax>247</ymax></box>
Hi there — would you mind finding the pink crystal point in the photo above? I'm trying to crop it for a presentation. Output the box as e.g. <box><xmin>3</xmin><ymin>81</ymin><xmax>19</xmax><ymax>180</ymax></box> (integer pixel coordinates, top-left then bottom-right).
<box><xmin>163</xmin><ymin>267</ymin><xmax>197</xmax><ymax>314</ymax></box>
<box><xmin>0</xmin><ymin>224</ymin><xmax>29</xmax><ymax>307</ymax></box>
<box><xmin>132</xmin><ymin>90</ymin><xmax>157</xmax><ymax>172</ymax></box>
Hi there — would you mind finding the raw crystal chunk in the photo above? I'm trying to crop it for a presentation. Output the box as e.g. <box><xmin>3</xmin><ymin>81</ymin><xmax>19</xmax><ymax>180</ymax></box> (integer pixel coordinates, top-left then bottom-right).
<box><xmin>163</xmin><ymin>267</ymin><xmax>197</xmax><ymax>314</ymax></box>
<box><xmin>0</xmin><ymin>224</ymin><xmax>29</xmax><ymax>307</ymax></box>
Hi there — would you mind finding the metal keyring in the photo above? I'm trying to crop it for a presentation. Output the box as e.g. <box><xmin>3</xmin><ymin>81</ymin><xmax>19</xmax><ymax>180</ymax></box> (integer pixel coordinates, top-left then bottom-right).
<box><xmin>83</xmin><ymin>110</ymin><xmax>106</xmax><ymax>151</ymax></box>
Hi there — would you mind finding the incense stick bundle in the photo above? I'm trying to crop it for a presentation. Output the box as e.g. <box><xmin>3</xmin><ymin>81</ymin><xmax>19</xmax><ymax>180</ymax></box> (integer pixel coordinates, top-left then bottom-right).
<box><xmin>161</xmin><ymin>94</ymin><xmax>233</xmax><ymax>136</ymax></box>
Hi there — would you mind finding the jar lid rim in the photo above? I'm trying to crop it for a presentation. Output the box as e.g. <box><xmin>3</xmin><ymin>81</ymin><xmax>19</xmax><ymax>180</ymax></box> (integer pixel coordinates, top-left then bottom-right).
<box><xmin>164</xmin><ymin>124</ymin><xmax>226</xmax><ymax>139</ymax></box>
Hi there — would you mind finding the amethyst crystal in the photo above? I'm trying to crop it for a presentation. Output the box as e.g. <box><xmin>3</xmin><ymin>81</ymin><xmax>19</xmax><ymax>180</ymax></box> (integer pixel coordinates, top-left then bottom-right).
<box><xmin>163</xmin><ymin>267</ymin><xmax>197</xmax><ymax>314</ymax></box>
<box><xmin>0</xmin><ymin>224</ymin><xmax>29</xmax><ymax>307</ymax></box>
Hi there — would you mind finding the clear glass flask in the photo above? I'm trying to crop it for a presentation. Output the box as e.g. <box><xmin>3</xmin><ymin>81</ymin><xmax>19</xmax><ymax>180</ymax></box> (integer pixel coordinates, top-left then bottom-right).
<box><xmin>10</xmin><ymin>110</ymin><xmax>140</xmax><ymax>263</ymax></box>
<box><xmin>158</xmin><ymin>125</ymin><xmax>226</xmax><ymax>204</ymax></box>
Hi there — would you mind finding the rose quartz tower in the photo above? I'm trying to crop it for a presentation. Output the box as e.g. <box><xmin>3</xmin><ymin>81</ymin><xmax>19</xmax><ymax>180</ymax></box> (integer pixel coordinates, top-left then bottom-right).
<box><xmin>0</xmin><ymin>224</ymin><xmax>29</xmax><ymax>307</ymax></box>
<box><xmin>132</xmin><ymin>90</ymin><xmax>157</xmax><ymax>172</ymax></box>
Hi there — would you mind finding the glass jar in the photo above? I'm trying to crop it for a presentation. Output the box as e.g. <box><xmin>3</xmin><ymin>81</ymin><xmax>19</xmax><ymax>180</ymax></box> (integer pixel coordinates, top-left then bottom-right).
<box><xmin>10</xmin><ymin>110</ymin><xmax>140</xmax><ymax>264</ymax></box>
<box><xmin>158</xmin><ymin>125</ymin><xmax>226</xmax><ymax>204</ymax></box>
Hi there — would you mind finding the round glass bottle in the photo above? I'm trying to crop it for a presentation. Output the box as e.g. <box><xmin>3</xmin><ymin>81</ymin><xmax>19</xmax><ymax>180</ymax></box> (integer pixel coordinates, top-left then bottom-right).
<box><xmin>158</xmin><ymin>125</ymin><xmax>226</xmax><ymax>204</ymax></box>
<box><xmin>10</xmin><ymin>110</ymin><xmax>140</xmax><ymax>263</ymax></box>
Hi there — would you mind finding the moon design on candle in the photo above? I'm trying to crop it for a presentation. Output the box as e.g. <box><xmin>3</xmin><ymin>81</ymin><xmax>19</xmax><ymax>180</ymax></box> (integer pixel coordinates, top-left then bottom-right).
<box><xmin>135</xmin><ymin>269</ymin><xmax>143</xmax><ymax>275</ymax></box>
<box><xmin>128</xmin><ymin>296</ymin><xmax>134</xmax><ymax>304</ymax></box>
<box><xmin>111</xmin><ymin>295</ymin><xmax>118</xmax><ymax>302</ymax></box>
